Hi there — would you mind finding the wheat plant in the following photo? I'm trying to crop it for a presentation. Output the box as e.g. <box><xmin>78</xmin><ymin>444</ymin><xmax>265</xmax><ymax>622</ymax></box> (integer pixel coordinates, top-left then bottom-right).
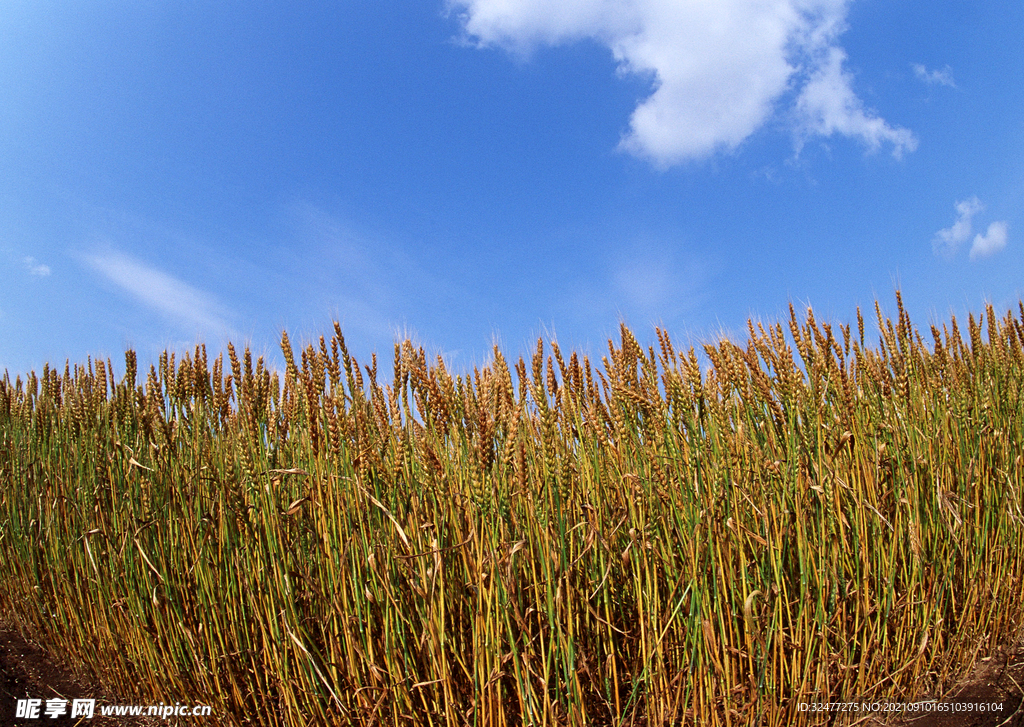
<box><xmin>1</xmin><ymin>292</ymin><xmax>1022</xmax><ymax>726</ymax></box>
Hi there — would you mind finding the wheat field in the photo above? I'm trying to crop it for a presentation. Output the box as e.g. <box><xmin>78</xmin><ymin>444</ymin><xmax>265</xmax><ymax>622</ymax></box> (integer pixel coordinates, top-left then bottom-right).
<box><xmin>1</xmin><ymin>292</ymin><xmax>1022</xmax><ymax>726</ymax></box>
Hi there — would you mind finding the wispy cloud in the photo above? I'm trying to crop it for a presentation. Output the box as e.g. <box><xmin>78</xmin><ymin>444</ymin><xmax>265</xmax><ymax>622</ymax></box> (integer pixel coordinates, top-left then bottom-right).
<box><xmin>970</xmin><ymin>221</ymin><xmax>1009</xmax><ymax>260</ymax></box>
<box><xmin>933</xmin><ymin>197</ymin><xmax>1009</xmax><ymax>261</ymax></box>
<box><xmin>449</xmin><ymin>0</ymin><xmax>914</xmax><ymax>165</ymax></box>
<box><xmin>912</xmin><ymin>63</ymin><xmax>956</xmax><ymax>88</ymax></box>
<box><xmin>558</xmin><ymin>236</ymin><xmax>710</xmax><ymax>335</ymax></box>
<box><xmin>82</xmin><ymin>248</ymin><xmax>236</xmax><ymax>337</ymax></box>
<box><xmin>933</xmin><ymin>196</ymin><xmax>983</xmax><ymax>257</ymax></box>
<box><xmin>795</xmin><ymin>48</ymin><xmax>918</xmax><ymax>158</ymax></box>
<box><xmin>22</xmin><ymin>256</ymin><xmax>51</xmax><ymax>277</ymax></box>
<box><xmin>283</xmin><ymin>201</ymin><xmax>455</xmax><ymax>345</ymax></box>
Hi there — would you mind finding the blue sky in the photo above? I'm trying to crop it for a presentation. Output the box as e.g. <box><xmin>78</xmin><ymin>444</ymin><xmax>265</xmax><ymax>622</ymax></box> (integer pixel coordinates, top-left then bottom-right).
<box><xmin>1</xmin><ymin>0</ymin><xmax>1021</xmax><ymax>376</ymax></box>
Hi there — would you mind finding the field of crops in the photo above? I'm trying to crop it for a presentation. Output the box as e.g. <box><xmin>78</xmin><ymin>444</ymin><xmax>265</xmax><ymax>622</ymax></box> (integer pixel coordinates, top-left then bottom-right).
<box><xmin>1</xmin><ymin>293</ymin><xmax>1023</xmax><ymax>726</ymax></box>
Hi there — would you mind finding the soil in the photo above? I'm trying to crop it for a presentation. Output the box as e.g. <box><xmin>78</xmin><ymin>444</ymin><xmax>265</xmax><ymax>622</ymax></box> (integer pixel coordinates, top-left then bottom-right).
<box><xmin>3</xmin><ymin>619</ymin><xmax>1023</xmax><ymax>726</ymax></box>
<box><xmin>0</xmin><ymin>624</ymin><xmax>164</xmax><ymax>727</ymax></box>
<box><xmin>865</xmin><ymin>644</ymin><xmax>1024</xmax><ymax>727</ymax></box>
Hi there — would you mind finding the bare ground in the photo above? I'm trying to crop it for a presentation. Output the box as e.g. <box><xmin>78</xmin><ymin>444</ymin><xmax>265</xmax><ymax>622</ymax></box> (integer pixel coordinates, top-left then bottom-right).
<box><xmin>0</xmin><ymin>623</ymin><xmax>165</xmax><ymax>726</ymax></box>
<box><xmin>864</xmin><ymin>644</ymin><xmax>1024</xmax><ymax>727</ymax></box>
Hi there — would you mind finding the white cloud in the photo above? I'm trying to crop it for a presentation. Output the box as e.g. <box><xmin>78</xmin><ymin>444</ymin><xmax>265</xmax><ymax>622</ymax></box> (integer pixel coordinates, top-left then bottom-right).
<box><xmin>82</xmin><ymin>249</ymin><xmax>236</xmax><ymax>337</ymax></box>
<box><xmin>795</xmin><ymin>47</ymin><xmax>917</xmax><ymax>158</ymax></box>
<box><xmin>932</xmin><ymin>197</ymin><xmax>1009</xmax><ymax>261</ymax></box>
<box><xmin>22</xmin><ymin>256</ymin><xmax>51</xmax><ymax>276</ymax></box>
<box><xmin>933</xmin><ymin>196</ymin><xmax>983</xmax><ymax>257</ymax></box>
<box><xmin>912</xmin><ymin>63</ymin><xmax>956</xmax><ymax>88</ymax></box>
<box><xmin>970</xmin><ymin>221</ymin><xmax>1009</xmax><ymax>260</ymax></box>
<box><xmin>449</xmin><ymin>0</ymin><xmax>914</xmax><ymax>165</ymax></box>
